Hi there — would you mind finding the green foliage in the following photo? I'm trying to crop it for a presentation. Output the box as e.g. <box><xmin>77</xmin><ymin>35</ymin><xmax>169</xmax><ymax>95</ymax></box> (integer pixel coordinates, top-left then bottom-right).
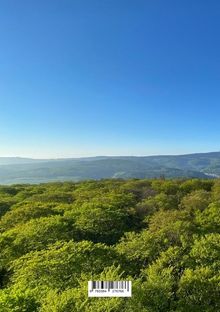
<box><xmin>0</xmin><ymin>178</ymin><xmax>219</xmax><ymax>311</ymax></box>
<box><xmin>0</xmin><ymin>215</ymin><xmax>73</xmax><ymax>264</ymax></box>
<box><xmin>190</xmin><ymin>233</ymin><xmax>220</xmax><ymax>269</ymax></box>
<box><xmin>0</xmin><ymin>201</ymin><xmax>14</xmax><ymax>218</ymax></box>
<box><xmin>0</xmin><ymin>202</ymin><xmax>61</xmax><ymax>232</ymax></box>
<box><xmin>151</xmin><ymin>180</ymin><xmax>180</xmax><ymax>195</ymax></box>
<box><xmin>195</xmin><ymin>202</ymin><xmax>220</xmax><ymax>233</ymax></box>
<box><xmin>64</xmin><ymin>192</ymin><xmax>136</xmax><ymax>244</ymax></box>
<box><xmin>0</xmin><ymin>288</ymin><xmax>40</xmax><ymax>312</ymax></box>
<box><xmin>9</xmin><ymin>240</ymin><xmax>119</xmax><ymax>298</ymax></box>
<box><xmin>212</xmin><ymin>179</ymin><xmax>220</xmax><ymax>201</ymax></box>
<box><xmin>177</xmin><ymin>267</ymin><xmax>220</xmax><ymax>311</ymax></box>
<box><xmin>180</xmin><ymin>179</ymin><xmax>213</xmax><ymax>194</ymax></box>
<box><xmin>141</xmin><ymin>266</ymin><xmax>175</xmax><ymax>311</ymax></box>
<box><xmin>40</xmin><ymin>265</ymin><xmax>126</xmax><ymax>312</ymax></box>
<box><xmin>180</xmin><ymin>189</ymin><xmax>211</xmax><ymax>213</ymax></box>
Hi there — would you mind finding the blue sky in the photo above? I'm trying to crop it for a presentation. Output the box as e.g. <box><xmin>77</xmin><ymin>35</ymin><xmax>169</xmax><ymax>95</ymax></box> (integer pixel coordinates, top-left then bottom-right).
<box><xmin>0</xmin><ymin>0</ymin><xmax>220</xmax><ymax>158</ymax></box>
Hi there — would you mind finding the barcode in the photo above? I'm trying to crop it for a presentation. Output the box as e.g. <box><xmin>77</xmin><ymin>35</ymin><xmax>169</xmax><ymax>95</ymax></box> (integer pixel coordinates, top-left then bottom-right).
<box><xmin>88</xmin><ymin>281</ymin><xmax>132</xmax><ymax>297</ymax></box>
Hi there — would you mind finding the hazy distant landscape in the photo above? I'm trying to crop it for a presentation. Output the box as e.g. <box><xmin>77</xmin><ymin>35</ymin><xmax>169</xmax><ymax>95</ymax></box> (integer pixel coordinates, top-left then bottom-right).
<box><xmin>0</xmin><ymin>152</ymin><xmax>220</xmax><ymax>184</ymax></box>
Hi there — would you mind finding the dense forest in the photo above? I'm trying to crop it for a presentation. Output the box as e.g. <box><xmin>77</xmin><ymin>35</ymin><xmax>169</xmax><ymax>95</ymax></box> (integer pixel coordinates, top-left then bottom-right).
<box><xmin>0</xmin><ymin>178</ymin><xmax>219</xmax><ymax>311</ymax></box>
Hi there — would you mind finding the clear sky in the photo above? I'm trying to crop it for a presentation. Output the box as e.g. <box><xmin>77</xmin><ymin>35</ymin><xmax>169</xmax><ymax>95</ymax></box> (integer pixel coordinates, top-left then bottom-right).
<box><xmin>0</xmin><ymin>0</ymin><xmax>220</xmax><ymax>158</ymax></box>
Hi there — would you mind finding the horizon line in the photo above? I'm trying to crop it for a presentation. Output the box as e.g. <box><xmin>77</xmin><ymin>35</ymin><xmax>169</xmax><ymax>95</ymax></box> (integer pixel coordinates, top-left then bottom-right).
<box><xmin>0</xmin><ymin>150</ymin><xmax>220</xmax><ymax>160</ymax></box>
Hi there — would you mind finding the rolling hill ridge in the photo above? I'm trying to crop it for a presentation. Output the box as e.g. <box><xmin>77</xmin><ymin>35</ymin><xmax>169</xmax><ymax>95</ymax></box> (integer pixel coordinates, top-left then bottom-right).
<box><xmin>0</xmin><ymin>152</ymin><xmax>220</xmax><ymax>184</ymax></box>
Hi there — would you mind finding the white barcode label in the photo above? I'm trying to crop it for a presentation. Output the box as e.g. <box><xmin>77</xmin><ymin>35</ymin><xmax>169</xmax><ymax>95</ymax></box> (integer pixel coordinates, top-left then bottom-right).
<box><xmin>88</xmin><ymin>281</ymin><xmax>132</xmax><ymax>297</ymax></box>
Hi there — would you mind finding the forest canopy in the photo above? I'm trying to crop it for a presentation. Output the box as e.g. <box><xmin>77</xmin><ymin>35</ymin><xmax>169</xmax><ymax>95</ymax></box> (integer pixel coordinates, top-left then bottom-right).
<box><xmin>0</xmin><ymin>178</ymin><xmax>219</xmax><ymax>311</ymax></box>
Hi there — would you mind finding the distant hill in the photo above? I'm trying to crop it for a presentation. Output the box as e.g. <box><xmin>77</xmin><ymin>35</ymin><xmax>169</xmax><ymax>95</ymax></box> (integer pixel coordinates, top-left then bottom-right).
<box><xmin>0</xmin><ymin>152</ymin><xmax>220</xmax><ymax>184</ymax></box>
<box><xmin>0</xmin><ymin>157</ymin><xmax>42</xmax><ymax>165</ymax></box>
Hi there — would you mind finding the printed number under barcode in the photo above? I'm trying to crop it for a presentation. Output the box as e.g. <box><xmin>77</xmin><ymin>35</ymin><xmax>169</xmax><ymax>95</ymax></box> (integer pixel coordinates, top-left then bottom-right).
<box><xmin>88</xmin><ymin>281</ymin><xmax>132</xmax><ymax>297</ymax></box>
